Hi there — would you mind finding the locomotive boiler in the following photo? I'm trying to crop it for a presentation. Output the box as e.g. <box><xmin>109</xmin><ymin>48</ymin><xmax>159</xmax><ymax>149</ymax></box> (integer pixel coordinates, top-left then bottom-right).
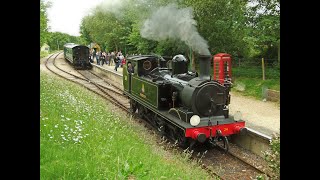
<box><xmin>123</xmin><ymin>53</ymin><xmax>246</xmax><ymax>150</ymax></box>
<box><xmin>162</xmin><ymin>54</ymin><xmax>230</xmax><ymax>118</ymax></box>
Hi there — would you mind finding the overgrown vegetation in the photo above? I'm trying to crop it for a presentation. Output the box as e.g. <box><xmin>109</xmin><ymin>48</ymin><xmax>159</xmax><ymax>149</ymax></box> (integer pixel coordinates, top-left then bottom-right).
<box><xmin>40</xmin><ymin>51</ymin><xmax>48</xmax><ymax>58</ymax></box>
<box><xmin>257</xmin><ymin>133</ymin><xmax>280</xmax><ymax>180</ymax></box>
<box><xmin>231</xmin><ymin>62</ymin><xmax>280</xmax><ymax>100</ymax></box>
<box><xmin>232</xmin><ymin>77</ymin><xmax>279</xmax><ymax>100</ymax></box>
<box><xmin>265</xmin><ymin>133</ymin><xmax>280</xmax><ymax>179</ymax></box>
<box><xmin>40</xmin><ymin>71</ymin><xmax>213</xmax><ymax>179</ymax></box>
<box><xmin>40</xmin><ymin>50</ymin><xmax>60</xmax><ymax>58</ymax></box>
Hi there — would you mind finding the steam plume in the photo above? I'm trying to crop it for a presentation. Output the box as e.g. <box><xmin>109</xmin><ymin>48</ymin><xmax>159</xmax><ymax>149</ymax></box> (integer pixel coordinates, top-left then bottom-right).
<box><xmin>94</xmin><ymin>0</ymin><xmax>126</xmax><ymax>19</ymax></box>
<box><xmin>140</xmin><ymin>4</ymin><xmax>210</xmax><ymax>55</ymax></box>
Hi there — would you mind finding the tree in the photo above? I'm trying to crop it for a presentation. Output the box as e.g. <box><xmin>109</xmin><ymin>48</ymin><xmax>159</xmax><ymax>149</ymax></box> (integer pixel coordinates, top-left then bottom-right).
<box><xmin>245</xmin><ymin>0</ymin><xmax>280</xmax><ymax>60</ymax></box>
<box><xmin>47</xmin><ymin>32</ymin><xmax>77</xmax><ymax>51</ymax></box>
<box><xmin>182</xmin><ymin>0</ymin><xmax>249</xmax><ymax>58</ymax></box>
<box><xmin>78</xmin><ymin>0</ymin><xmax>279</xmax><ymax>61</ymax></box>
<box><xmin>40</xmin><ymin>0</ymin><xmax>51</xmax><ymax>48</ymax></box>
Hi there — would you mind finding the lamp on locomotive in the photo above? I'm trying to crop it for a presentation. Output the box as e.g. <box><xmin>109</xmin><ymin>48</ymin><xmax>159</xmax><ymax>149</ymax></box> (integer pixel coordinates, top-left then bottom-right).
<box><xmin>213</xmin><ymin>53</ymin><xmax>232</xmax><ymax>85</ymax></box>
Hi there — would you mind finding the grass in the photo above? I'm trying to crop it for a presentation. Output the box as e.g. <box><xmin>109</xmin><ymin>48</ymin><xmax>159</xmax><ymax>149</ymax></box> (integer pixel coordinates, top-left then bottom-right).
<box><xmin>40</xmin><ymin>51</ymin><xmax>49</xmax><ymax>58</ymax></box>
<box><xmin>40</xmin><ymin>71</ymin><xmax>213</xmax><ymax>179</ymax></box>
<box><xmin>232</xmin><ymin>66</ymin><xmax>280</xmax><ymax>79</ymax></box>
<box><xmin>41</xmin><ymin>50</ymin><xmax>60</xmax><ymax>58</ymax></box>
<box><xmin>231</xmin><ymin>77</ymin><xmax>280</xmax><ymax>100</ymax></box>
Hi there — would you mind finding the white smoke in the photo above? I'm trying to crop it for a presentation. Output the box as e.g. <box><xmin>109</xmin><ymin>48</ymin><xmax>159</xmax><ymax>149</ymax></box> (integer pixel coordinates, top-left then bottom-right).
<box><xmin>94</xmin><ymin>0</ymin><xmax>126</xmax><ymax>19</ymax></box>
<box><xmin>140</xmin><ymin>4</ymin><xmax>210</xmax><ymax>55</ymax></box>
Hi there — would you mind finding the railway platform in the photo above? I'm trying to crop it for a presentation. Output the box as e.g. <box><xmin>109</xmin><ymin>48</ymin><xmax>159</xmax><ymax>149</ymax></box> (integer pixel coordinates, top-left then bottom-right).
<box><xmin>91</xmin><ymin>59</ymin><xmax>280</xmax><ymax>139</ymax></box>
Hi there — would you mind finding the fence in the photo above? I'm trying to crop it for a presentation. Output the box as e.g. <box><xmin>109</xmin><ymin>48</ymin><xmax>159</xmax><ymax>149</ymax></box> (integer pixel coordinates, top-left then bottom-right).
<box><xmin>232</xmin><ymin>58</ymin><xmax>280</xmax><ymax>80</ymax></box>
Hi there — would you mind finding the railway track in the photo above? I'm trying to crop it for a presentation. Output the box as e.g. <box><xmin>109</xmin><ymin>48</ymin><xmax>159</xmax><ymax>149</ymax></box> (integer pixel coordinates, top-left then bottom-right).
<box><xmin>44</xmin><ymin>52</ymin><xmax>130</xmax><ymax>113</ymax></box>
<box><xmin>42</xmin><ymin>52</ymin><xmax>274</xmax><ymax>179</ymax></box>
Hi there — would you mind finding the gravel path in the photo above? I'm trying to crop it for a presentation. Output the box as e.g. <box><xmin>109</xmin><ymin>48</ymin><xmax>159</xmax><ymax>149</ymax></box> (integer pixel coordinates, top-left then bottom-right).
<box><xmin>229</xmin><ymin>91</ymin><xmax>280</xmax><ymax>137</ymax></box>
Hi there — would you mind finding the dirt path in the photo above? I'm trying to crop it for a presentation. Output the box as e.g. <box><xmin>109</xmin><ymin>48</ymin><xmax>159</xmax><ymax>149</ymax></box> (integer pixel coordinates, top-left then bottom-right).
<box><xmin>229</xmin><ymin>91</ymin><xmax>280</xmax><ymax>137</ymax></box>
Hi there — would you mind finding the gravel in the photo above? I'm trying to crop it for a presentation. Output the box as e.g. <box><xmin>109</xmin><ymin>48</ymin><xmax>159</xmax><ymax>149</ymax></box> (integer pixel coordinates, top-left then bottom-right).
<box><xmin>229</xmin><ymin>91</ymin><xmax>280</xmax><ymax>137</ymax></box>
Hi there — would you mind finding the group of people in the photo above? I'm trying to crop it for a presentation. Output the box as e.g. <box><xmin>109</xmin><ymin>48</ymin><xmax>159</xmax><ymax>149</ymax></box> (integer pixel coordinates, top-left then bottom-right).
<box><xmin>89</xmin><ymin>50</ymin><xmax>126</xmax><ymax>71</ymax></box>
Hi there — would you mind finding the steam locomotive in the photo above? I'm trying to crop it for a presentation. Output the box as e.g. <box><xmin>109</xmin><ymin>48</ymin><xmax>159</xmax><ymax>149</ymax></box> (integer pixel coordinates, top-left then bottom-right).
<box><xmin>123</xmin><ymin>53</ymin><xmax>246</xmax><ymax>151</ymax></box>
<box><xmin>63</xmin><ymin>43</ymin><xmax>92</xmax><ymax>69</ymax></box>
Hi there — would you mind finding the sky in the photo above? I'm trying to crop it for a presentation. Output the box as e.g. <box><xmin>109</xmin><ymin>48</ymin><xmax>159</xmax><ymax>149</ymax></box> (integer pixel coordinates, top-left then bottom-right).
<box><xmin>44</xmin><ymin>0</ymin><xmax>105</xmax><ymax>36</ymax></box>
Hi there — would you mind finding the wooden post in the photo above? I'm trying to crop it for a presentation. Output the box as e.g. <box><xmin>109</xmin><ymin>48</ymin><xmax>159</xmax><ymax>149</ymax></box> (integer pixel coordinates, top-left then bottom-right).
<box><xmin>262</xmin><ymin>58</ymin><xmax>265</xmax><ymax>80</ymax></box>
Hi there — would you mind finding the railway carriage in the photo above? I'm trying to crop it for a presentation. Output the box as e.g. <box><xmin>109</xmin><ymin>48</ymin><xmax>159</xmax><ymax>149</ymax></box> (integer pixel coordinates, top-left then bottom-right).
<box><xmin>63</xmin><ymin>43</ymin><xmax>92</xmax><ymax>69</ymax></box>
<box><xmin>123</xmin><ymin>53</ymin><xmax>247</xmax><ymax>150</ymax></box>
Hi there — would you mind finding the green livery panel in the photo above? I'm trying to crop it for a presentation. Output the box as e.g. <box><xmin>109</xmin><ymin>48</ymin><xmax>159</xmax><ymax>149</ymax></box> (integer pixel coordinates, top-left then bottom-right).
<box><xmin>131</xmin><ymin>76</ymin><xmax>158</xmax><ymax>108</ymax></box>
<box><xmin>123</xmin><ymin>65</ymin><xmax>129</xmax><ymax>92</ymax></box>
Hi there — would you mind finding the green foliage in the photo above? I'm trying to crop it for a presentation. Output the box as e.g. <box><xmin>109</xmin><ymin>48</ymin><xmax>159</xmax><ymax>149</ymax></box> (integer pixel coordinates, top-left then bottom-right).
<box><xmin>127</xmin><ymin>22</ymin><xmax>158</xmax><ymax>54</ymax></box>
<box><xmin>47</xmin><ymin>32</ymin><xmax>85</xmax><ymax>51</ymax></box>
<box><xmin>232</xmin><ymin>77</ymin><xmax>279</xmax><ymax>99</ymax></box>
<box><xmin>182</xmin><ymin>0</ymin><xmax>250</xmax><ymax>58</ymax></box>
<box><xmin>40</xmin><ymin>71</ymin><xmax>212</xmax><ymax>179</ymax></box>
<box><xmin>233</xmin><ymin>66</ymin><xmax>280</xmax><ymax>79</ymax></box>
<box><xmin>40</xmin><ymin>51</ymin><xmax>48</xmax><ymax>58</ymax></box>
<box><xmin>264</xmin><ymin>133</ymin><xmax>280</xmax><ymax>179</ymax></box>
<box><xmin>77</xmin><ymin>0</ymin><xmax>279</xmax><ymax>59</ymax></box>
<box><xmin>246</xmin><ymin>0</ymin><xmax>280</xmax><ymax>59</ymax></box>
<box><xmin>40</xmin><ymin>0</ymin><xmax>51</xmax><ymax>48</ymax></box>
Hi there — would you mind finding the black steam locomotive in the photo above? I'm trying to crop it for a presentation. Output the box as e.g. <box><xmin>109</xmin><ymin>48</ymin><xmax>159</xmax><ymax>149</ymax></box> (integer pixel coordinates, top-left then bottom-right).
<box><xmin>123</xmin><ymin>53</ymin><xmax>246</xmax><ymax>150</ymax></box>
<box><xmin>63</xmin><ymin>43</ymin><xmax>92</xmax><ymax>69</ymax></box>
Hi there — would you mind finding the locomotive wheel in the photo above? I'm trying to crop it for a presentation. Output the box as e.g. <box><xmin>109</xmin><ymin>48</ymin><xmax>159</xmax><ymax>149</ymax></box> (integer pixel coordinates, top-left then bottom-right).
<box><xmin>137</xmin><ymin>105</ymin><xmax>144</xmax><ymax>118</ymax></box>
<box><xmin>176</xmin><ymin>130</ymin><xmax>188</xmax><ymax>148</ymax></box>
<box><xmin>154</xmin><ymin>115</ymin><xmax>165</xmax><ymax>136</ymax></box>
<box><xmin>130</xmin><ymin>99</ymin><xmax>137</xmax><ymax>113</ymax></box>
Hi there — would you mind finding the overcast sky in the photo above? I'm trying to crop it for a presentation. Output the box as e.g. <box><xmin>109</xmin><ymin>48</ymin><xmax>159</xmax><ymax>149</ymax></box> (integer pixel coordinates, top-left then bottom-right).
<box><xmin>44</xmin><ymin>0</ymin><xmax>105</xmax><ymax>36</ymax></box>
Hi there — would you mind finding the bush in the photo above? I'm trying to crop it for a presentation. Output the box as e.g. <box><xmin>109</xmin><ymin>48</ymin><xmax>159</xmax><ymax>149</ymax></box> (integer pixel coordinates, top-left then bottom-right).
<box><xmin>40</xmin><ymin>51</ymin><xmax>49</xmax><ymax>58</ymax></box>
<box><xmin>264</xmin><ymin>133</ymin><xmax>280</xmax><ymax>179</ymax></box>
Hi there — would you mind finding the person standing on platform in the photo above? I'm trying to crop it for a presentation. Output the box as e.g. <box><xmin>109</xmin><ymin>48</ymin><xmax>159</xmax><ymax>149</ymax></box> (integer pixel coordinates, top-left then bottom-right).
<box><xmin>114</xmin><ymin>54</ymin><xmax>120</xmax><ymax>71</ymax></box>
<box><xmin>100</xmin><ymin>51</ymin><xmax>106</xmax><ymax>65</ymax></box>
<box><xmin>119</xmin><ymin>53</ymin><xmax>124</xmax><ymax>67</ymax></box>
<box><xmin>92</xmin><ymin>49</ymin><xmax>96</xmax><ymax>63</ymax></box>
<box><xmin>106</xmin><ymin>52</ymin><xmax>110</xmax><ymax>65</ymax></box>
<box><xmin>96</xmin><ymin>51</ymin><xmax>100</xmax><ymax>65</ymax></box>
<box><xmin>110</xmin><ymin>51</ymin><xmax>115</xmax><ymax>66</ymax></box>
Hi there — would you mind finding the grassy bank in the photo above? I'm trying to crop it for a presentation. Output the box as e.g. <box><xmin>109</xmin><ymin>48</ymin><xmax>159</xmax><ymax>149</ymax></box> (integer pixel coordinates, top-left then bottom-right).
<box><xmin>40</xmin><ymin>50</ymin><xmax>60</xmax><ymax>58</ymax></box>
<box><xmin>40</xmin><ymin>71</ymin><xmax>213</xmax><ymax>179</ymax></box>
<box><xmin>40</xmin><ymin>51</ymin><xmax>49</xmax><ymax>58</ymax></box>
<box><xmin>232</xmin><ymin>77</ymin><xmax>280</xmax><ymax>100</ymax></box>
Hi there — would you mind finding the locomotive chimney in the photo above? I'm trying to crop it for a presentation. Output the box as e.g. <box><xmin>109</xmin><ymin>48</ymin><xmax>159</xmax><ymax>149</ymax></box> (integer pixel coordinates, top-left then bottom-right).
<box><xmin>198</xmin><ymin>54</ymin><xmax>212</xmax><ymax>80</ymax></box>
